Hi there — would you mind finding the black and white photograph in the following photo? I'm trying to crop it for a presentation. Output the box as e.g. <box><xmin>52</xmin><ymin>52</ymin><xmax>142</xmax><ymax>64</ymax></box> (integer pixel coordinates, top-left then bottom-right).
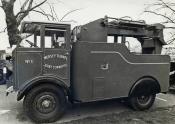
<box><xmin>0</xmin><ymin>0</ymin><xmax>175</xmax><ymax>123</ymax></box>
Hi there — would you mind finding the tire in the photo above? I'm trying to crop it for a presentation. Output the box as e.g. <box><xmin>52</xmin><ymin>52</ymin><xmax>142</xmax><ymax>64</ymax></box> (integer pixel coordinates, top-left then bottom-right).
<box><xmin>129</xmin><ymin>94</ymin><xmax>156</xmax><ymax>111</ymax></box>
<box><xmin>23</xmin><ymin>84</ymin><xmax>67</xmax><ymax>123</ymax></box>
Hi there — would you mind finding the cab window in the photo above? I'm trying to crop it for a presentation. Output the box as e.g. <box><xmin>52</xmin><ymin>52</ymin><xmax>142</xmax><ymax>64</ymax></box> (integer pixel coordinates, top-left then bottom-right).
<box><xmin>44</xmin><ymin>28</ymin><xmax>66</xmax><ymax>49</ymax></box>
<box><xmin>20</xmin><ymin>33</ymin><xmax>41</xmax><ymax>48</ymax></box>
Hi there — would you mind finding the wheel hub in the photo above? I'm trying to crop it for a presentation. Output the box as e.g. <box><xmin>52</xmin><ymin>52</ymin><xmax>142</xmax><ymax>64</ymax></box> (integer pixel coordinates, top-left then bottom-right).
<box><xmin>137</xmin><ymin>95</ymin><xmax>150</xmax><ymax>104</ymax></box>
<box><xmin>42</xmin><ymin>100</ymin><xmax>51</xmax><ymax>108</ymax></box>
<box><xmin>36</xmin><ymin>94</ymin><xmax>56</xmax><ymax>114</ymax></box>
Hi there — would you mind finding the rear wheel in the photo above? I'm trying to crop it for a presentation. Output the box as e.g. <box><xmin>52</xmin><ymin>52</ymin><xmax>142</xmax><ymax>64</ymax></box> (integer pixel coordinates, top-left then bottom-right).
<box><xmin>129</xmin><ymin>94</ymin><xmax>156</xmax><ymax>111</ymax></box>
<box><xmin>23</xmin><ymin>84</ymin><xmax>67</xmax><ymax>123</ymax></box>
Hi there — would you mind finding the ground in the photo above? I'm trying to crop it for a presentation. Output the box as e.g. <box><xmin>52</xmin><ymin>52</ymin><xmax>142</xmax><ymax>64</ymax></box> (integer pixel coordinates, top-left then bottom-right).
<box><xmin>63</xmin><ymin>107</ymin><xmax>175</xmax><ymax>124</ymax></box>
<box><xmin>0</xmin><ymin>85</ymin><xmax>175</xmax><ymax>124</ymax></box>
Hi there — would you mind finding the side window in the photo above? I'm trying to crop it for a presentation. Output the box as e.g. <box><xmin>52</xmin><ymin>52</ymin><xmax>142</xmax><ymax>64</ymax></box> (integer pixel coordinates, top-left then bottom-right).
<box><xmin>20</xmin><ymin>33</ymin><xmax>41</xmax><ymax>48</ymax></box>
<box><xmin>125</xmin><ymin>37</ymin><xmax>142</xmax><ymax>54</ymax></box>
<box><xmin>107</xmin><ymin>36</ymin><xmax>114</xmax><ymax>43</ymax></box>
<box><xmin>118</xmin><ymin>36</ymin><xmax>122</xmax><ymax>43</ymax></box>
<box><xmin>107</xmin><ymin>35</ymin><xmax>142</xmax><ymax>54</ymax></box>
<box><xmin>35</xmin><ymin>36</ymin><xmax>41</xmax><ymax>47</ymax></box>
<box><xmin>107</xmin><ymin>36</ymin><xmax>123</xmax><ymax>43</ymax></box>
<box><xmin>44</xmin><ymin>28</ymin><xmax>66</xmax><ymax>49</ymax></box>
<box><xmin>45</xmin><ymin>36</ymin><xmax>52</xmax><ymax>48</ymax></box>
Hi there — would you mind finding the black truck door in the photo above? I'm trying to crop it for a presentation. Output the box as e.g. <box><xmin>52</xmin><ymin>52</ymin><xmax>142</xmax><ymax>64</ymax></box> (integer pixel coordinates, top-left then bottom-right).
<box><xmin>43</xmin><ymin>27</ymin><xmax>70</xmax><ymax>84</ymax></box>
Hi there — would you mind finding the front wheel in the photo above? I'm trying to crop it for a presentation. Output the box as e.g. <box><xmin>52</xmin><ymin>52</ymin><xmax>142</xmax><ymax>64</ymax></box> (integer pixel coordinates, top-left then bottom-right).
<box><xmin>129</xmin><ymin>94</ymin><xmax>156</xmax><ymax>111</ymax></box>
<box><xmin>23</xmin><ymin>84</ymin><xmax>67</xmax><ymax>123</ymax></box>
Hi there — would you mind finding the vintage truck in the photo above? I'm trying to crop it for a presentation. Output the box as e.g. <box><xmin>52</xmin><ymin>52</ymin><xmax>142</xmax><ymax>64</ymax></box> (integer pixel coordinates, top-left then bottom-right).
<box><xmin>6</xmin><ymin>16</ymin><xmax>170</xmax><ymax>123</ymax></box>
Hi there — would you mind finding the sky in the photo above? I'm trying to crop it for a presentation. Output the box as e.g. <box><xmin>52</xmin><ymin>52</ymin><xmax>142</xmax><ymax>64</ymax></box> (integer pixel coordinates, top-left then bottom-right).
<box><xmin>0</xmin><ymin>0</ymin><xmax>168</xmax><ymax>50</ymax></box>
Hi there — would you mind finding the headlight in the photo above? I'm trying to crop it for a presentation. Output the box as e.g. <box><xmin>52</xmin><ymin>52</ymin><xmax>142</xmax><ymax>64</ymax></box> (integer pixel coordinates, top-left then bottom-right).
<box><xmin>3</xmin><ymin>67</ymin><xmax>7</xmax><ymax>74</ymax></box>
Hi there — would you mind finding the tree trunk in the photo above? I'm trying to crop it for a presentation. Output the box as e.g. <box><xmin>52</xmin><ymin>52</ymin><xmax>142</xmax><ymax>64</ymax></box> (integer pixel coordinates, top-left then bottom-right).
<box><xmin>1</xmin><ymin>0</ymin><xmax>21</xmax><ymax>46</ymax></box>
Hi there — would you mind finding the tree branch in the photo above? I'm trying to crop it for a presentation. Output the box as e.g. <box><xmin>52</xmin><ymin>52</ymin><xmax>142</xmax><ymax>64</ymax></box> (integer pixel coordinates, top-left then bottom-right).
<box><xmin>16</xmin><ymin>0</ymin><xmax>47</xmax><ymax>18</ymax></box>
<box><xmin>32</xmin><ymin>10</ymin><xmax>54</xmax><ymax>20</ymax></box>
<box><xmin>167</xmin><ymin>37</ymin><xmax>175</xmax><ymax>44</ymax></box>
<box><xmin>159</xmin><ymin>0</ymin><xmax>175</xmax><ymax>13</ymax></box>
<box><xmin>60</xmin><ymin>8</ymin><xmax>81</xmax><ymax>21</ymax></box>
<box><xmin>144</xmin><ymin>10</ymin><xmax>175</xmax><ymax>24</ymax></box>
<box><xmin>20</xmin><ymin>0</ymin><xmax>30</xmax><ymax>11</ymax></box>
<box><xmin>16</xmin><ymin>0</ymin><xmax>47</xmax><ymax>25</ymax></box>
<box><xmin>165</xmin><ymin>27</ymin><xmax>175</xmax><ymax>29</ymax></box>
<box><xmin>47</xmin><ymin>2</ymin><xmax>55</xmax><ymax>21</ymax></box>
<box><xmin>52</xmin><ymin>4</ymin><xmax>59</xmax><ymax>21</ymax></box>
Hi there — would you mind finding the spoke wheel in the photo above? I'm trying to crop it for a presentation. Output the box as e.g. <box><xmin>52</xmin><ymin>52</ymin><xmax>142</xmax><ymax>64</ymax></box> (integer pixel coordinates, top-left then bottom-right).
<box><xmin>129</xmin><ymin>94</ymin><xmax>156</xmax><ymax>111</ymax></box>
<box><xmin>35</xmin><ymin>93</ymin><xmax>57</xmax><ymax>114</ymax></box>
<box><xmin>23</xmin><ymin>84</ymin><xmax>67</xmax><ymax>123</ymax></box>
<box><xmin>136</xmin><ymin>95</ymin><xmax>152</xmax><ymax>106</ymax></box>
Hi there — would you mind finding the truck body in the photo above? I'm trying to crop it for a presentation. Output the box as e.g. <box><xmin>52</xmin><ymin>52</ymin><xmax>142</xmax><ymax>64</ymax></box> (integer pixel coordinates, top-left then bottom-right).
<box><xmin>7</xmin><ymin>16</ymin><xmax>170</xmax><ymax>123</ymax></box>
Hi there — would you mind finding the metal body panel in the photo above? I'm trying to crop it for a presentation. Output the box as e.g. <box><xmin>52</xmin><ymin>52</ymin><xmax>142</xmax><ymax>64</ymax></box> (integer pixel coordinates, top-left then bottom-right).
<box><xmin>43</xmin><ymin>49</ymin><xmax>70</xmax><ymax>80</ymax></box>
<box><xmin>71</xmin><ymin>42</ymin><xmax>170</xmax><ymax>102</ymax></box>
<box><xmin>16</xmin><ymin>49</ymin><xmax>42</xmax><ymax>89</ymax></box>
<box><xmin>14</xmin><ymin>48</ymin><xmax>70</xmax><ymax>90</ymax></box>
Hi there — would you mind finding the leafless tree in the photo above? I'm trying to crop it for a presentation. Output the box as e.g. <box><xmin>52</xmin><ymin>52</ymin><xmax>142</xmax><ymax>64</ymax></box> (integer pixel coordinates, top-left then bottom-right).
<box><xmin>144</xmin><ymin>0</ymin><xmax>175</xmax><ymax>44</ymax></box>
<box><xmin>0</xmin><ymin>0</ymin><xmax>80</xmax><ymax>46</ymax></box>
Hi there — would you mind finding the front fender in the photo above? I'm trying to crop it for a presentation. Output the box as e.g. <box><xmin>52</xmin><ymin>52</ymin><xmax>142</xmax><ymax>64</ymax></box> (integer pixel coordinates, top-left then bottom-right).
<box><xmin>17</xmin><ymin>75</ymin><xmax>69</xmax><ymax>101</ymax></box>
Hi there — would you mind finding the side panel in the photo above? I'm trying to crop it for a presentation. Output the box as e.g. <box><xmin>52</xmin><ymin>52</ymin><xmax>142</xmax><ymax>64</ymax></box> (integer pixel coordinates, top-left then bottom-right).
<box><xmin>43</xmin><ymin>49</ymin><xmax>70</xmax><ymax>84</ymax></box>
<box><xmin>71</xmin><ymin>43</ymin><xmax>92</xmax><ymax>101</ymax></box>
<box><xmin>14</xmin><ymin>48</ymin><xmax>70</xmax><ymax>90</ymax></box>
<box><xmin>16</xmin><ymin>49</ymin><xmax>42</xmax><ymax>89</ymax></box>
<box><xmin>90</xmin><ymin>52</ymin><xmax>169</xmax><ymax>100</ymax></box>
<box><xmin>72</xmin><ymin>42</ymin><xmax>170</xmax><ymax>102</ymax></box>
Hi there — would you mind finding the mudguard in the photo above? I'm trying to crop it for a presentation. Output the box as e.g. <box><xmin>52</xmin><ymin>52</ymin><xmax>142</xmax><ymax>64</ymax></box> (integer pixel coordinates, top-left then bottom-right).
<box><xmin>17</xmin><ymin>75</ymin><xmax>69</xmax><ymax>101</ymax></box>
<box><xmin>129</xmin><ymin>77</ymin><xmax>161</xmax><ymax>97</ymax></box>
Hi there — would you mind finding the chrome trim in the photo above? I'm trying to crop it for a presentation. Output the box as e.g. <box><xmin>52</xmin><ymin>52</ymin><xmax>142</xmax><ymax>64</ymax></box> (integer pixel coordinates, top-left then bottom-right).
<box><xmin>91</xmin><ymin>51</ymin><xmax>169</xmax><ymax>65</ymax></box>
<box><xmin>17</xmin><ymin>51</ymin><xmax>43</xmax><ymax>53</ymax></box>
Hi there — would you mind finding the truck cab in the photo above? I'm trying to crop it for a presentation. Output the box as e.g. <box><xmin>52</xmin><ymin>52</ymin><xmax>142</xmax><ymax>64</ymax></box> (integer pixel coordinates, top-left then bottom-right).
<box><xmin>10</xmin><ymin>21</ymin><xmax>71</xmax><ymax>90</ymax></box>
<box><xmin>7</xmin><ymin>17</ymin><xmax>170</xmax><ymax>123</ymax></box>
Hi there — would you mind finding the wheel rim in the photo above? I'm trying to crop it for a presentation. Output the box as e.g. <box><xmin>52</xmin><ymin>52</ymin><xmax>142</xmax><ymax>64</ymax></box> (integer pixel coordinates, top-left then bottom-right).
<box><xmin>35</xmin><ymin>94</ymin><xmax>57</xmax><ymax>114</ymax></box>
<box><xmin>136</xmin><ymin>95</ymin><xmax>152</xmax><ymax>105</ymax></box>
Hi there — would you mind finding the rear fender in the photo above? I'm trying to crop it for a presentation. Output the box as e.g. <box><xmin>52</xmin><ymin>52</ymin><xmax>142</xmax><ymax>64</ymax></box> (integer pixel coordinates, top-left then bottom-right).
<box><xmin>129</xmin><ymin>77</ymin><xmax>161</xmax><ymax>97</ymax></box>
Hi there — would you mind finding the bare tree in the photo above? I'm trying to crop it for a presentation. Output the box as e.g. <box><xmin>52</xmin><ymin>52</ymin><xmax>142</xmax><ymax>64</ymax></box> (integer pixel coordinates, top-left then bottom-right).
<box><xmin>0</xmin><ymin>0</ymin><xmax>80</xmax><ymax>46</ymax></box>
<box><xmin>0</xmin><ymin>0</ymin><xmax>49</xmax><ymax>46</ymax></box>
<box><xmin>144</xmin><ymin>0</ymin><xmax>175</xmax><ymax>44</ymax></box>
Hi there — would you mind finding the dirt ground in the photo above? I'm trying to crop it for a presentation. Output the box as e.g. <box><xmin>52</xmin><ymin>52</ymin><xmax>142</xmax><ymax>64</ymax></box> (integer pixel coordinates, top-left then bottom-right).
<box><xmin>1</xmin><ymin>83</ymin><xmax>175</xmax><ymax>124</ymax></box>
<box><xmin>60</xmin><ymin>106</ymin><xmax>175</xmax><ymax>124</ymax></box>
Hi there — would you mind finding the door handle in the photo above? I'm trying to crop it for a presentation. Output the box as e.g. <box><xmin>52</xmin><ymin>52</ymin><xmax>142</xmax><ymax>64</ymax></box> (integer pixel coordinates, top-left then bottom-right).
<box><xmin>100</xmin><ymin>63</ymin><xmax>109</xmax><ymax>70</ymax></box>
